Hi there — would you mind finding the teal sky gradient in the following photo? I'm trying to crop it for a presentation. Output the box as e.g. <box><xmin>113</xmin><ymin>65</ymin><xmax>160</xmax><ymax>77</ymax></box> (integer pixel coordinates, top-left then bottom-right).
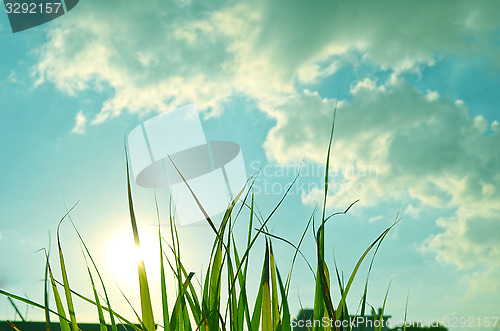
<box><xmin>1</xmin><ymin>1</ymin><xmax>500</xmax><ymax>329</ymax></box>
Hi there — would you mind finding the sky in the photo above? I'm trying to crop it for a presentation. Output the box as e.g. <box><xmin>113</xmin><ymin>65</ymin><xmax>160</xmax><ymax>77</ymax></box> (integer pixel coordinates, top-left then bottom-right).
<box><xmin>1</xmin><ymin>0</ymin><xmax>500</xmax><ymax>329</ymax></box>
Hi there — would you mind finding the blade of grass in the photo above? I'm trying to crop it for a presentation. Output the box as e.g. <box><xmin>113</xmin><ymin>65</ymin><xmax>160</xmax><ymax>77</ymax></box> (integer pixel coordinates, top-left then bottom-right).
<box><xmin>254</xmin><ymin>228</ymin><xmax>314</xmax><ymax>285</ymax></box>
<box><xmin>7</xmin><ymin>321</ymin><xmax>21</xmax><ymax>331</ymax></box>
<box><xmin>73</xmin><ymin>253</ymin><xmax>117</xmax><ymax>331</ymax></box>
<box><xmin>167</xmin><ymin>155</ymin><xmax>222</xmax><ymax>241</ymax></box>
<box><xmin>52</xmin><ymin>279</ymin><xmax>142</xmax><ymax>331</ymax></box>
<box><xmin>208</xmin><ymin>233</ymin><xmax>223</xmax><ymax>329</ymax></box>
<box><xmin>250</xmin><ymin>252</ymin><xmax>266</xmax><ymax>331</ymax></box>
<box><xmin>314</xmin><ymin>103</ymin><xmax>337</xmax><ymax>331</ymax></box>
<box><xmin>285</xmin><ymin>207</ymin><xmax>316</xmax><ymax>295</ymax></box>
<box><xmin>377</xmin><ymin>278</ymin><xmax>392</xmax><ymax>331</ymax></box>
<box><xmin>65</xmin><ymin>205</ymin><xmax>119</xmax><ymax>331</ymax></box>
<box><xmin>226</xmin><ymin>230</ymin><xmax>238</xmax><ymax>331</ymax></box>
<box><xmin>317</xmin><ymin>249</ymin><xmax>337</xmax><ymax>331</ymax></box>
<box><xmin>276</xmin><ymin>266</ymin><xmax>291</xmax><ymax>331</ymax></box>
<box><xmin>297</xmin><ymin>297</ymin><xmax>309</xmax><ymax>331</ymax></box>
<box><xmin>231</xmin><ymin>235</ymin><xmax>252</xmax><ymax>331</ymax></box>
<box><xmin>8</xmin><ymin>297</ymin><xmax>26</xmax><ymax>322</ymax></box>
<box><xmin>162</xmin><ymin>245</ymin><xmax>202</xmax><ymax>325</ymax></box>
<box><xmin>0</xmin><ymin>288</ymin><xmax>69</xmax><ymax>323</ymax></box>
<box><xmin>84</xmin><ymin>259</ymin><xmax>108</xmax><ymax>331</ymax></box>
<box><xmin>335</xmin><ymin>220</ymin><xmax>399</xmax><ymax>320</ymax></box>
<box><xmin>116</xmin><ymin>284</ymin><xmax>145</xmax><ymax>330</ymax></box>
<box><xmin>261</xmin><ymin>240</ymin><xmax>272</xmax><ymax>331</ymax></box>
<box><xmin>170</xmin><ymin>272</ymin><xmax>195</xmax><ymax>331</ymax></box>
<box><xmin>269</xmin><ymin>241</ymin><xmax>280</xmax><ymax>329</ymax></box>
<box><xmin>57</xmin><ymin>215</ymin><xmax>79</xmax><ymax>331</ymax></box>
<box><xmin>155</xmin><ymin>195</ymin><xmax>170</xmax><ymax>331</ymax></box>
<box><xmin>358</xmin><ymin>227</ymin><xmax>387</xmax><ymax>331</ymax></box>
<box><xmin>403</xmin><ymin>292</ymin><xmax>409</xmax><ymax>331</ymax></box>
<box><xmin>44</xmin><ymin>247</ymin><xmax>52</xmax><ymax>331</ymax></box>
<box><xmin>46</xmin><ymin>255</ymin><xmax>71</xmax><ymax>331</ymax></box>
<box><xmin>333</xmin><ymin>257</ymin><xmax>349</xmax><ymax>331</ymax></box>
<box><xmin>230</xmin><ymin>171</ymin><xmax>301</xmax><ymax>298</ymax></box>
<box><xmin>126</xmin><ymin>149</ymin><xmax>155</xmax><ymax>331</ymax></box>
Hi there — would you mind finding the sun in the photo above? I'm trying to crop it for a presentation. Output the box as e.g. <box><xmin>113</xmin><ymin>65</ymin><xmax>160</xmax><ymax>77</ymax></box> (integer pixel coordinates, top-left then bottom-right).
<box><xmin>107</xmin><ymin>229</ymin><xmax>160</xmax><ymax>283</ymax></box>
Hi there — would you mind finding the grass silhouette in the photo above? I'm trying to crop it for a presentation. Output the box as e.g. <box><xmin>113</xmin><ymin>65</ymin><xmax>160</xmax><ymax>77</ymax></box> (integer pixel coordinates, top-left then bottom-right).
<box><xmin>1</xmin><ymin>110</ymin><xmax>400</xmax><ymax>331</ymax></box>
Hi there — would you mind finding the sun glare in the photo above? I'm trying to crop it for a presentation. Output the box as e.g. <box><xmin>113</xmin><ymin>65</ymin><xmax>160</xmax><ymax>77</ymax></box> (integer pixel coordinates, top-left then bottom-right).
<box><xmin>107</xmin><ymin>229</ymin><xmax>159</xmax><ymax>283</ymax></box>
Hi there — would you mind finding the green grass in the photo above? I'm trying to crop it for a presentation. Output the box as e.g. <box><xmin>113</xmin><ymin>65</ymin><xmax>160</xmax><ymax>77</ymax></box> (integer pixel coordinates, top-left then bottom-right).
<box><xmin>1</xmin><ymin>111</ymin><xmax>400</xmax><ymax>331</ymax></box>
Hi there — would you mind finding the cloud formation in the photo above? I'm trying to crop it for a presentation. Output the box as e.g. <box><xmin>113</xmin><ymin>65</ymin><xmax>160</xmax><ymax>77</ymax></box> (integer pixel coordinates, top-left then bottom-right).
<box><xmin>269</xmin><ymin>80</ymin><xmax>500</xmax><ymax>273</ymax></box>
<box><xmin>31</xmin><ymin>0</ymin><xmax>500</xmax><ymax>281</ymax></box>
<box><xmin>33</xmin><ymin>0</ymin><xmax>500</xmax><ymax>121</ymax></box>
<box><xmin>71</xmin><ymin>110</ymin><xmax>87</xmax><ymax>134</ymax></box>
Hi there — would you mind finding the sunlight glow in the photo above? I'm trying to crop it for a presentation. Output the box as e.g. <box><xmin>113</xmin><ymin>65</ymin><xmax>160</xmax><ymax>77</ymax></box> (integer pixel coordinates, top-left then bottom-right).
<box><xmin>107</xmin><ymin>229</ymin><xmax>159</xmax><ymax>284</ymax></box>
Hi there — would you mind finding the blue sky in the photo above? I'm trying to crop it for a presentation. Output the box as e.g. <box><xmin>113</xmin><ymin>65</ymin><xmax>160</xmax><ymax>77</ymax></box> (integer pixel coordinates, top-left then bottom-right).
<box><xmin>1</xmin><ymin>0</ymin><xmax>500</xmax><ymax>328</ymax></box>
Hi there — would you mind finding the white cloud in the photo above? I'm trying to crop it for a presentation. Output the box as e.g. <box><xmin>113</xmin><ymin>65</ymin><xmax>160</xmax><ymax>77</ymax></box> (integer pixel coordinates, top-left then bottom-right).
<box><xmin>492</xmin><ymin>120</ymin><xmax>500</xmax><ymax>133</ymax></box>
<box><xmin>32</xmin><ymin>0</ymin><xmax>500</xmax><ymax>123</ymax></box>
<box><xmin>264</xmin><ymin>82</ymin><xmax>500</xmax><ymax>273</ymax></box>
<box><xmin>423</xmin><ymin>213</ymin><xmax>500</xmax><ymax>270</ymax></box>
<box><xmin>29</xmin><ymin>0</ymin><xmax>500</xmax><ymax>282</ymax></box>
<box><xmin>71</xmin><ymin>110</ymin><xmax>87</xmax><ymax>134</ymax></box>
<box><xmin>8</xmin><ymin>70</ymin><xmax>18</xmax><ymax>83</ymax></box>
<box><xmin>368</xmin><ymin>215</ymin><xmax>384</xmax><ymax>223</ymax></box>
<box><xmin>425</xmin><ymin>90</ymin><xmax>439</xmax><ymax>102</ymax></box>
<box><xmin>404</xmin><ymin>203</ymin><xmax>421</xmax><ymax>219</ymax></box>
<box><xmin>473</xmin><ymin>115</ymin><xmax>488</xmax><ymax>133</ymax></box>
<box><xmin>350</xmin><ymin>78</ymin><xmax>386</xmax><ymax>94</ymax></box>
<box><xmin>460</xmin><ymin>268</ymin><xmax>500</xmax><ymax>298</ymax></box>
<box><xmin>297</xmin><ymin>61</ymin><xmax>340</xmax><ymax>84</ymax></box>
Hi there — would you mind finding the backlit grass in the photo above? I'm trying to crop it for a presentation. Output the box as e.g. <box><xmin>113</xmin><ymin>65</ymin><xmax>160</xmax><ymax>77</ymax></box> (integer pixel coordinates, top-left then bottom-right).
<box><xmin>1</xmin><ymin>111</ymin><xmax>400</xmax><ymax>331</ymax></box>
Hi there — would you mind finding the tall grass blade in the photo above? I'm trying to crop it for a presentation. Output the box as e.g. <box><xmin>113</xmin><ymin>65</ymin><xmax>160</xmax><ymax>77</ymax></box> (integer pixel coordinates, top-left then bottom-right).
<box><xmin>250</xmin><ymin>251</ymin><xmax>266</xmax><ymax>331</ymax></box>
<box><xmin>167</xmin><ymin>155</ymin><xmax>221</xmax><ymax>240</ymax></box>
<box><xmin>313</xmin><ymin>102</ymin><xmax>337</xmax><ymax>331</ymax></box>
<box><xmin>230</xmin><ymin>172</ymin><xmax>300</xmax><ymax>298</ymax></box>
<box><xmin>376</xmin><ymin>279</ymin><xmax>392</xmax><ymax>331</ymax></box>
<box><xmin>226</xmin><ymin>233</ymin><xmax>238</xmax><ymax>331</ymax></box>
<box><xmin>403</xmin><ymin>292</ymin><xmax>409</xmax><ymax>331</ymax></box>
<box><xmin>117</xmin><ymin>284</ymin><xmax>145</xmax><ymax>329</ymax></box>
<box><xmin>8</xmin><ymin>297</ymin><xmax>26</xmax><ymax>322</ymax></box>
<box><xmin>359</xmin><ymin>228</ymin><xmax>387</xmax><ymax>331</ymax></box>
<box><xmin>261</xmin><ymin>240</ymin><xmax>272</xmax><ymax>331</ymax></box>
<box><xmin>335</xmin><ymin>221</ymin><xmax>398</xmax><ymax>320</ymax></box>
<box><xmin>232</xmin><ymin>238</ymin><xmax>250</xmax><ymax>331</ymax></box>
<box><xmin>7</xmin><ymin>321</ymin><xmax>21</xmax><ymax>331</ymax></box>
<box><xmin>285</xmin><ymin>208</ymin><xmax>315</xmax><ymax>295</ymax></box>
<box><xmin>208</xmin><ymin>235</ymin><xmax>223</xmax><ymax>329</ymax></box>
<box><xmin>269</xmin><ymin>242</ymin><xmax>280</xmax><ymax>329</ymax></box>
<box><xmin>57</xmin><ymin>218</ymin><xmax>79</xmax><ymax>331</ymax></box>
<box><xmin>156</xmin><ymin>197</ymin><xmax>170</xmax><ymax>331</ymax></box>
<box><xmin>67</xmin><ymin>221</ymin><xmax>118</xmax><ymax>331</ymax></box>
<box><xmin>46</xmin><ymin>256</ymin><xmax>71</xmax><ymax>331</ymax></box>
<box><xmin>126</xmin><ymin>150</ymin><xmax>155</xmax><ymax>331</ymax></box>
<box><xmin>44</xmin><ymin>252</ymin><xmax>52</xmax><ymax>331</ymax></box>
<box><xmin>167</xmin><ymin>253</ymin><xmax>202</xmax><ymax>324</ymax></box>
<box><xmin>0</xmin><ymin>288</ymin><xmax>68</xmax><ymax>323</ymax></box>
<box><xmin>84</xmin><ymin>261</ymin><xmax>108</xmax><ymax>331</ymax></box>
<box><xmin>276</xmin><ymin>267</ymin><xmax>291</xmax><ymax>331</ymax></box>
<box><xmin>170</xmin><ymin>272</ymin><xmax>195</xmax><ymax>331</ymax></box>
<box><xmin>333</xmin><ymin>259</ymin><xmax>349</xmax><ymax>331</ymax></box>
<box><xmin>52</xmin><ymin>279</ymin><xmax>141</xmax><ymax>331</ymax></box>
